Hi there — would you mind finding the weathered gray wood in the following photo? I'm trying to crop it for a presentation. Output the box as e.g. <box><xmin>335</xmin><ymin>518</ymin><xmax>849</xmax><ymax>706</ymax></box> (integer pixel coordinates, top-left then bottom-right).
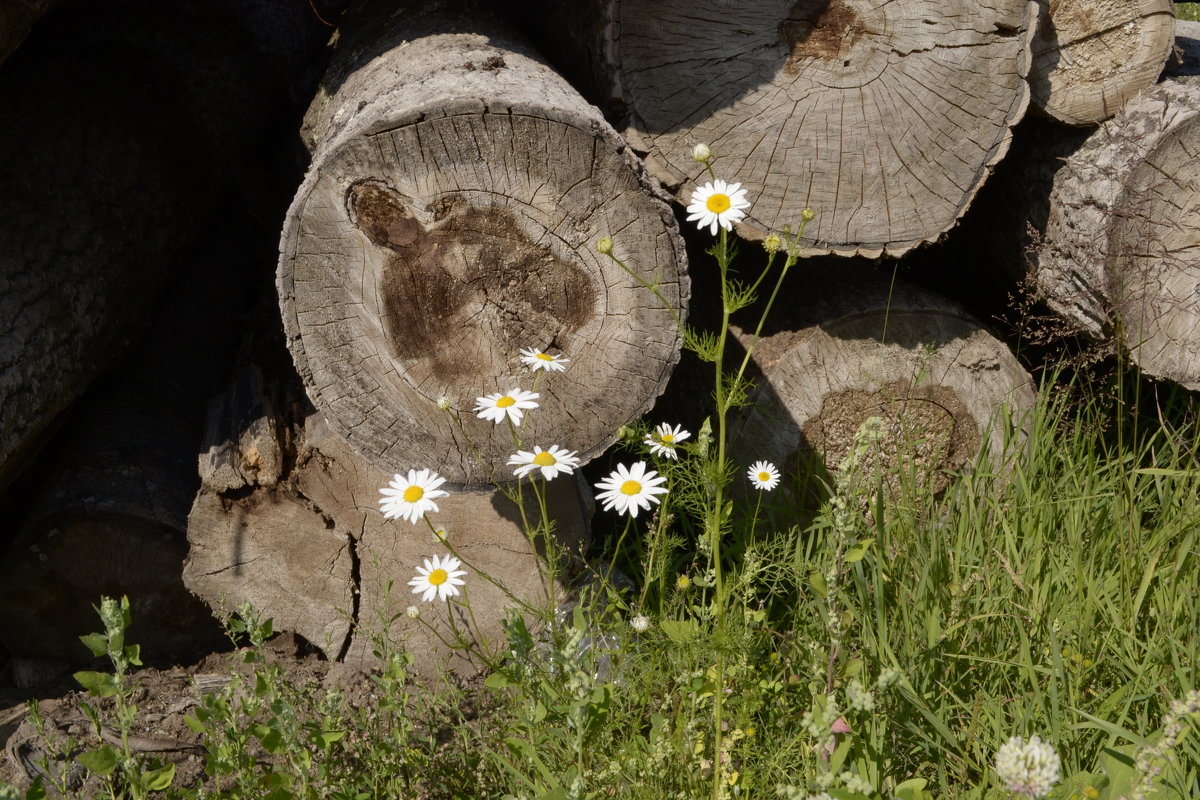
<box><xmin>279</xmin><ymin>0</ymin><xmax>688</xmax><ymax>488</ymax></box>
<box><xmin>1035</xmin><ymin>77</ymin><xmax>1200</xmax><ymax>389</ymax></box>
<box><xmin>0</xmin><ymin>0</ymin><xmax>273</xmax><ymax>493</ymax></box>
<box><xmin>185</xmin><ymin>395</ymin><xmax>591</xmax><ymax>675</ymax></box>
<box><xmin>524</xmin><ymin>0</ymin><xmax>1038</xmax><ymax>257</ymax></box>
<box><xmin>730</xmin><ymin>263</ymin><xmax>1035</xmax><ymax>499</ymax></box>
<box><xmin>1029</xmin><ymin>0</ymin><xmax>1174</xmax><ymax>126</ymax></box>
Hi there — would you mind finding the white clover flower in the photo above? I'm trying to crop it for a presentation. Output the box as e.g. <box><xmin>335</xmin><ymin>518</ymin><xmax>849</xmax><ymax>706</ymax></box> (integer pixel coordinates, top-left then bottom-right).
<box><xmin>748</xmin><ymin>460</ymin><xmax>780</xmax><ymax>491</ymax></box>
<box><xmin>379</xmin><ymin>468</ymin><xmax>450</xmax><ymax>525</ymax></box>
<box><xmin>645</xmin><ymin>422</ymin><xmax>691</xmax><ymax>460</ymax></box>
<box><xmin>686</xmin><ymin>179</ymin><xmax>751</xmax><ymax>235</ymax></box>
<box><xmin>994</xmin><ymin>734</ymin><xmax>1061</xmax><ymax>799</ymax></box>
<box><xmin>405</xmin><ymin>605</ymin><xmax>420</xmax><ymax>619</ymax></box>
<box><xmin>691</xmin><ymin>142</ymin><xmax>713</xmax><ymax>163</ymax></box>
<box><xmin>408</xmin><ymin>554</ymin><xmax>467</xmax><ymax>603</ymax></box>
<box><xmin>630</xmin><ymin>614</ymin><xmax>651</xmax><ymax>632</ymax></box>
<box><xmin>508</xmin><ymin>444</ymin><xmax>581</xmax><ymax>481</ymax></box>
<box><xmin>594</xmin><ymin>461</ymin><xmax>668</xmax><ymax>518</ymax></box>
<box><xmin>519</xmin><ymin>347</ymin><xmax>569</xmax><ymax>372</ymax></box>
<box><xmin>474</xmin><ymin>388</ymin><xmax>539</xmax><ymax>426</ymax></box>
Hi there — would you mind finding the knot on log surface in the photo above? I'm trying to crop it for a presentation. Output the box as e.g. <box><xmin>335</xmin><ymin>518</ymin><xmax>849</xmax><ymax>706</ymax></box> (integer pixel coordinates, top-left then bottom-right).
<box><xmin>279</xmin><ymin>1</ymin><xmax>688</xmax><ymax>487</ymax></box>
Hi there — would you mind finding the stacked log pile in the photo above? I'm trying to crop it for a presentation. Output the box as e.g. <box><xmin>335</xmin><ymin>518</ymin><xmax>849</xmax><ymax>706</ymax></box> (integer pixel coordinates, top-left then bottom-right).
<box><xmin>0</xmin><ymin>0</ymin><xmax>1196</xmax><ymax>673</ymax></box>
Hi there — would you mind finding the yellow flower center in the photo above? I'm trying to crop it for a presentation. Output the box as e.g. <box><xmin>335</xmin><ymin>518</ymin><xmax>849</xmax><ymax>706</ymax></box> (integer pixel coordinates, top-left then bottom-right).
<box><xmin>620</xmin><ymin>480</ymin><xmax>642</xmax><ymax>496</ymax></box>
<box><xmin>758</xmin><ymin>472</ymin><xmax>771</xmax><ymax>482</ymax></box>
<box><xmin>496</xmin><ymin>396</ymin><xmax>516</xmax><ymax>408</ymax></box>
<box><xmin>533</xmin><ymin>451</ymin><xmax>557</xmax><ymax>466</ymax></box>
<box><xmin>660</xmin><ymin>433</ymin><xmax>675</xmax><ymax>443</ymax></box>
<box><xmin>535</xmin><ymin>352</ymin><xmax>553</xmax><ymax>361</ymax></box>
<box><xmin>706</xmin><ymin>193</ymin><xmax>731</xmax><ymax>214</ymax></box>
<box><xmin>427</xmin><ymin>568</ymin><xmax>448</xmax><ymax>586</ymax></box>
<box><xmin>403</xmin><ymin>486</ymin><xmax>424</xmax><ymax>502</ymax></box>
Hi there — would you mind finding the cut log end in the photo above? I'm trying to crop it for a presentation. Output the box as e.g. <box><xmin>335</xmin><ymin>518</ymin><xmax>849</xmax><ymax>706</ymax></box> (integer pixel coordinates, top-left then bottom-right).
<box><xmin>1037</xmin><ymin>77</ymin><xmax>1200</xmax><ymax>389</ymax></box>
<box><xmin>280</xmin><ymin>6</ymin><xmax>688</xmax><ymax>486</ymax></box>
<box><xmin>609</xmin><ymin>0</ymin><xmax>1037</xmax><ymax>255</ymax></box>
<box><xmin>1029</xmin><ymin>0</ymin><xmax>1175</xmax><ymax>126</ymax></box>
<box><xmin>731</xmin><ymin>266</ymin><xmax>1034</xmax><ymax>503</ymax></box>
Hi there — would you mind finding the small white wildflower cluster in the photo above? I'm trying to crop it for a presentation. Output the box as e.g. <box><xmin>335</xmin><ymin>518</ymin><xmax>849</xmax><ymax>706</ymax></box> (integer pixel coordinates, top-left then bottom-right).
<box><xmin>1129</xmin><ymin>689</ymin><xmax>1200</xmax><ymax>800</ymax></box>
<box><xmin>994</xmin><ymin>734</ymin><xmax>1061</xmax><ymax>800</ymax></box>
<box><xmin>845</xmin><ymin>678</ymin><xmax>875</xmax><ymax>712</ymax></box>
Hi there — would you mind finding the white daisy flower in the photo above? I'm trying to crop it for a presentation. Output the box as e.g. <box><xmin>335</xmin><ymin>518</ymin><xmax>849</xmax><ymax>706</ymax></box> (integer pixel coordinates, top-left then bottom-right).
<box><xmin>747</xmin><ymin>460</ymin><xmax>780</xmax><ymax>491</ymax></box>
<box><xmin>508</xmin><ymin>444</ymin><xmax>581</xmax><ymax>481</ymax></box>
<box><xmin>474</xmin><ymin>388</ymin><xmax>539</xmax><ymax>426</ymax></box>
<box><xmin>519</xmin><ymin>347</ymin><xmax>570</xmax><ymax>373</ymax></box>
<box><xmin>644</xmin><ymin>422</ymin><xmax>691</xmax><ymax>460</ymax></box>
<box><xmin>379</xmin><ymin>468</ymin><xmax>450</xmax><ymax>524</ymax></box>
<box><xmin>408</xmin><ymin>554</ymin><xmax>467</xmax><ymax>603</ymax></box>
<box><xmin>594</xmin><ymin>461</ymin><xmax>668</xmax><ymax>518</ymax></box>
<box><xmin>630</xmin><ymin>614</ymin><xmax>651</xmax><ymax>632</ymax></box>
<box><xmin>686</xmin><ymin>178</ymin><xmax>751</xmax><ymax>235</ymax></box>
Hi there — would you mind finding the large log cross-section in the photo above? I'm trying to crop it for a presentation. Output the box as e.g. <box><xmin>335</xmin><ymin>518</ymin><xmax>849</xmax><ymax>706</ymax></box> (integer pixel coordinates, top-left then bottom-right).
<box><xmin>525</xmin><ymin>0</ymin><xmax>1038</xmax><ymax>257</ymax></box>
<box><xmin>279</xmin><ymin>0</ymin><xmax>688</xmax><ymax>487</ymax></box>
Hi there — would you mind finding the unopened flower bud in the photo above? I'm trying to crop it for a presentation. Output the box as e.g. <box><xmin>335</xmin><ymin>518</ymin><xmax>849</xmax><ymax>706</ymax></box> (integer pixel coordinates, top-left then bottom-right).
<box><xmin>406</xmin><ymin>605</ymin><xmax>420</xmax><ymax>619</ymax></box>
<box><xmin>437</xmin><ymin>396</ymin><xmax>452</xmax><ymax>410</ymax></box>
<box><xmin>596</xmin><ymin>236</ymin><xmax>614</xmax><ymax>255</ymax></box>
<box><xmin>763</xmin><ymin>233</ymin><xmax>783</xmax><ymax>254</ymax></box>
<box><xmin>691</xmin><ymin>143</ymin><xmax>713</xmax><ymax>163</ymax></box>
<box><xmin>801</xmin><ymin>208</ymin><xmax>815</xmax><ymax>222</ymax></box>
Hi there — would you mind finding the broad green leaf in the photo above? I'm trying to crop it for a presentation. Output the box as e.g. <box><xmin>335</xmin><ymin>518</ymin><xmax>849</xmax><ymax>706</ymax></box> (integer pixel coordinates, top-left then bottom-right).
<box><xmin>76</xmin><ymin>746</ymin><xmax>118</xmax><ymax>776</ymax></box>
<box><xmin>844</xmin><ymin>538</ymin><xmax>875</xmax><ymax>563</ymax></box>
<box><xmin>140</xmin><ymin>762</ymin><xmax>175</xmax><ymax>791</ymax></box>
<box><xmin>73</xmin><ymin>670</ymin><xmax>119</xmax><ymax>698</ymax></box>
<box><xmin>660</xmin><ymin>619</ymin><xmax>698</xmax><ymax>644</ymax></box>
<box><xmin>78</xmin><ymin>633</ymin><xmax>108</xmax><ymax>658</ymax></box>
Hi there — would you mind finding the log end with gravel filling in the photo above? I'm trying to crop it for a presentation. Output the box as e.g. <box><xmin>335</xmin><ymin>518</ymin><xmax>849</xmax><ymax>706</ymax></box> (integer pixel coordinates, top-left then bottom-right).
<box><xmin>729</xmin><ymin>263</ymin><xmax>1034</xmax><ymax>505</ymax></box>
<box><xmin>279</xmin><ymin>0</ymin><xmax>687</xmax><ymax>488</ymax></box>
<box><xmin>598</xmin><ymin>0</ymin><xmax>1037</xmax><ymax>256</ymax></box>
<box><xmin>1038</xmin><ymin>77</ymin><xmax>1200</xmax><ymax>390</ymax></box>
<box><xmin>1029</xmin><ymin>0</ymin><xmax>1175</xmax><ymax>126</ymax></box>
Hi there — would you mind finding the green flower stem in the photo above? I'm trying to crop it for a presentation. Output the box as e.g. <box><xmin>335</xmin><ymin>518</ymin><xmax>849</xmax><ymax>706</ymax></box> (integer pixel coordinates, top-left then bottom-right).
<box><xmin>604</xmin><ymin>252</ymin><xmax>683</xmax><ymax>333</ymax></box>
<box><xmin>710</xmin><ymin>225</ymin><xmax>733</xmax><ymax>800</ymax></box>
<box><xmin>424</xmin><ymin>516</ymin><xmax>536</xmax><ymax>616</ymax></box>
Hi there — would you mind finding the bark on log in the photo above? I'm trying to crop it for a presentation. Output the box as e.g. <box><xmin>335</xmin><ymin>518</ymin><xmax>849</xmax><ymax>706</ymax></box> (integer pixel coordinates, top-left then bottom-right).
<box><xmin>1033</xmin><ymin>77</ymin><xmax>1200</xmax><ymax>389</ymax></box>
<box><xmin>730</xmin><ymin>263</ymin><xmax>1034</xmax><ymax>502</ymax></box>
<box><xmin>185</xmin><ymin>386</ymin><xmax>592</xmax><ymax>675</ymax></box>
<box><xmin>0</xmin><ymin>1</ymin><xmax>274</xmax><ymax>492</ymax></box>
<box><xmin>0</xmin><ymin>219</ymin><xmax>258</xmax><ymax>665</ymax></box>
<box><xmin>279</xmin><ymin>0</ymin><xmax>688</xmax><ymax>488</ymax></box>
<box><xmin>1029</xmin><ymin>0</ymin><xmax>1175</xmax><ymax>126</ymax></box>
<box><xmin>520</xmin><ymin>0</ymin><xmax>1038</xmax><ymax>257</ymax></box>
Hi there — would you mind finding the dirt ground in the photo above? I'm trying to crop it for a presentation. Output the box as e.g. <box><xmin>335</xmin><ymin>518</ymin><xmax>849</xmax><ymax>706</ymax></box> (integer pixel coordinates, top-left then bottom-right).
<box><xmin>0</xmin><ymin>633</ymin><xmax>416</xmax><ymax>797</ymax></box>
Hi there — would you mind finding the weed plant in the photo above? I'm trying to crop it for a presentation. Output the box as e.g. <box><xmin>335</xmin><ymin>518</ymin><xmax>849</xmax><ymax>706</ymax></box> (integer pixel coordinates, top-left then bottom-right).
<box><xmin>2</xmin><ymin>148</ymin><xmax>1198</xmax><ymax>800</ymax></box>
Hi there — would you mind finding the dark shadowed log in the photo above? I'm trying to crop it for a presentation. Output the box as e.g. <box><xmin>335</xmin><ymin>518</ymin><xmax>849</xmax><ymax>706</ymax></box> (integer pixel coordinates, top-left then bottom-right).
<box><xmin>730</xmin><ymin>263</ymin><xmax>1034</xmax><ymax>503</ymax></box>
<box><xmin>185</xmin><ymin>387</ymin><xmax>592</xmax><ymax>675</ymax></box>
<box><xmin>0</xmin><ymin>218</ymin><xmax>259</xmax><ymax>665</ymax></box>
<box><xmin>0</xmin><ymin>0</ymin><xmax>65</xmax><ymax>66</ymax></box>
<box><xmin>519</xmin><ymin>0</ymin><xmax>1037</xmax><ymax>257</ymax></box>
<box><xmin>0</xmin><ymin>1</ymin><xmax>275</xmax><ymax>492</ymax></box>
<box><xmin>1031</xmin><ymin>77</ymin><xmax>1200</xmax><ymax>389</ymax></box>
<box><xmin>278</xmin><ymin>0</ymin><xmax>688</xmax><ymax>488</ymax></box>
<box><xmin>1029</xmin><ymin>0</ymin><xmax>1174</xmax><ymax>126</ymax></box>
